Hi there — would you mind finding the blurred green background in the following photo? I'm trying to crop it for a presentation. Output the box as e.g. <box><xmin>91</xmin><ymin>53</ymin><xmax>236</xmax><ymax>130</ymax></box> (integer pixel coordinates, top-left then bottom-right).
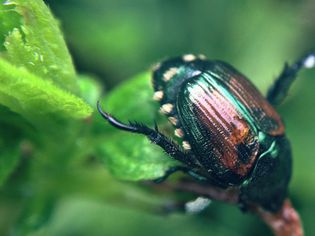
<box><xmin>1</xmin><ymin>0</ymin><xmax>315</xmax><ymax>235</ymax></box>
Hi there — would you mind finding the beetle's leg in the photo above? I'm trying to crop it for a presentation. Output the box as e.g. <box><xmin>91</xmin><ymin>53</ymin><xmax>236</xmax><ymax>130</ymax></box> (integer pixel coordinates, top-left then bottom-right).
<box><xmin>153</xmin><ymin>166</ymin><xmax>190</xmax><ymax>183</ymax></box>
<box><xmin>267</xmin><ymin>51</ymin><xmax>315</xmax><ymax>106</ymax></box>
<box><xmin>240</xmin><ymin>136</ymin><xmax>292</xmax><ymax>212</ymax></box>
<box><xmin>97</xmin><ymin>101</ymin><xmax>197</xmax><ymax>168</ymax></box>
<box><xmin>153</xmin><ymin>166</ymin><xmax>207</xmax><ymax>183</ymax></box>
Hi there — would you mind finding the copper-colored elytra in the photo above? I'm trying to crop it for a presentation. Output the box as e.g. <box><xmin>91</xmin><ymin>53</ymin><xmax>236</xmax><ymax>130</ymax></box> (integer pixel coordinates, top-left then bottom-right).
<box><xmin>234</xmin><ymin>158</ymin><xmax>257</xmax><ymax>177</ymax></box>
<box><xmin>190</xmin><ymin>81</ymin><xmax>258</xmax><ymax>177</ymax></box>
<box><xmin>229</xmin><ymin>76</ymin><xmax>285</xmax><ymax>136</ymax></box>
<box><xmin>214</xmin><ymin>133</ymin><xmax>257</xmax><ymax>177</ymax></box>
<box><xmin>230</xmin><ymin>117</ymin><xmax>250</xmax><ymax>145</ymax></box>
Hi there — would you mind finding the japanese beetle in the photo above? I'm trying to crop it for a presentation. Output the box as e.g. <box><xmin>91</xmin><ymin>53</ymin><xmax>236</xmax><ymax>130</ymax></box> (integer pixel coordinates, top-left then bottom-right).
<box><xmin>97</xmin><ymin>52</ymin><xmax>315</xmax><ymax>212</ymax></box>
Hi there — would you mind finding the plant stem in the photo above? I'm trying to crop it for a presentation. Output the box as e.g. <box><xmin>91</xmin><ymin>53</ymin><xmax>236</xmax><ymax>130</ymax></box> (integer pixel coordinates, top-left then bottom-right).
<box><xmin>256</xmin><ymin>199</ymin><xmax>303</xmax><ymax>236</ymax></box>
<box><xmin>152</xmin><ymin>180</ymin><xmax>303</xmax><ymax>236</ymax></box>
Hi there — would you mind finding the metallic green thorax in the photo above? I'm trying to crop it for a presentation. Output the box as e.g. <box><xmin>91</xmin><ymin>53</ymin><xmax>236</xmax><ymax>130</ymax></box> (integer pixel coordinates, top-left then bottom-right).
<box><xmin>152</xmin><ymin>55</ymin><xmax>291</xmax><ymax>212</ymax></box>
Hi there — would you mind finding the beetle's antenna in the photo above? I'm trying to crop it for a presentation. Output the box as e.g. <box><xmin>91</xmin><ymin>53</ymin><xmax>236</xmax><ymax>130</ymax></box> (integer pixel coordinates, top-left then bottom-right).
<box><xmin>96</xmin><ymin>101</ymin><xmax>138</xmax><ymax>133</ymax></box>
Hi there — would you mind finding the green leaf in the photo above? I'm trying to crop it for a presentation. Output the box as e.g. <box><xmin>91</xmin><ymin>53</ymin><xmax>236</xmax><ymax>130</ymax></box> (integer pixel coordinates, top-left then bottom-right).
<box><xmin>0</xmin><ymin>105</ymin><xmax>24</xmax><ymax>186</ymax></box>
<box><xmin>98</xmin><ymin>134</ymin><xmax>176</xmax><ymax>180</ymax></box>
<box><xmin>0</xmin><ymin>143</ymin><xmax>20</xmax><ymax>186</ymax></box>
<box><xmin>94</xmin><ymin>72</ymin><xmax>163</xmax><ymax>134</ymax></box>
<box><xmin>2</xmin><ymin>0</ymin><xmax>78</xmax><ymax>94</ymax></box>
<box><xmin>0</xmin><ymin>1</ymin><xmax>93</xmax><ymax>125</ymax></box>
<box><xmin>104</xmin><ymin>72</ymin><xmax>159</xmax><ymax>122</ymax></box>
<box><xmin>0</xmin><ymin>58</ymin><xmax>92</xmax><ymax>122</ymax></box>
<box><xmin>78</xmin><ymin>75</ymin><xmax>102</xmax><ymax>107</ymax></box>
<box><xmin>0</xmin><ymin>2</ymin><xmax>21</xmax><ymax>51</ymax></box>
<box><xmin>96</xmin><ymin>72</ymin><xmax>177</xmax><ymax>180</ymax></box>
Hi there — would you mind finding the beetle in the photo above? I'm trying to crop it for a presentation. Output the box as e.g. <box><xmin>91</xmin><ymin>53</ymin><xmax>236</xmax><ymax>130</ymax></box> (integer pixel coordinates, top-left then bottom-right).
<box><xmin>97</xmin><ymin>52</ymin><xmax>315</xmax><ymax>212</ymax></box>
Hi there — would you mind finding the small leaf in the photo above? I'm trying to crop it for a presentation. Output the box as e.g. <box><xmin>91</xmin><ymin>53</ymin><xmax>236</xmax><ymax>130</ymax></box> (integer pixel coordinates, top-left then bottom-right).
<box><xmin>98</xmin><ymin>134</ymin><xmax>177</xmax><ymax>181</ymax></box>
<box><xmin>0</xmin><ymin>58</ymin><xmax>92</xmax><ymax>122</ymax></box>
<box><xmin>2</xmin><ymin>0</ymin><xmax>79</xmax><ymax>94</ymax></box>
<box><xmin>96</xmin><ymin>72</ymin><xmax>178</xmax><ymax>180</ymax></box>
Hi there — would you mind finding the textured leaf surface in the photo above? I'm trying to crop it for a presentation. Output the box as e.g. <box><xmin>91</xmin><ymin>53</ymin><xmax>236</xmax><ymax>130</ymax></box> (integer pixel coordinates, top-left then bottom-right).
<box><xmin>0</xmin><ymin>0</ymin><xmax>94</xmax><ymax>193</ymax></box>
<box><xmin>98</xmin><ymin>134</ymin><xmax>176</xmax><ymax>181</ymax></box>
<box><xmin>0</xmin><ymin>58</ymin><xmax>92</xmax><ymax>121</ymax></box>
<box><xmin>104</xmin><ymin>72</ymin><xmax>159</xmax><ymax>122</ymax></box>
<box><xmin>3</xmin><ymin>0</ymin><xmax>78</xmax><ymax>93</ymax></box>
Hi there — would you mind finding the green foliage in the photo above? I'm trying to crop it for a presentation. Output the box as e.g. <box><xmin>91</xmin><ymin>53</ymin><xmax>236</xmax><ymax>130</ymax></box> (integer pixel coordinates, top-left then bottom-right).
<box><xmin>103</xmin><ymin>72</ymin><xmax>158</xmax><ymax>123</ymax></box>
<box><xmin>98</xmin><ymin>133</ymin><xmax>176</xmax><ymax>180</ymax></box>
<box><xmin>0</xmin><ymin>1</ymin><xmax>174</xmax><ymax>234</ymax></box>
<box><xmin>1</xmin><ymin>0</ymin><xmax>315</xmax><ymax>236</ymax></box>
<box><xmin>0</xmin><ymin>0</ymin><xmax>92</xmax><ymax>190</ymax></box>
<box><xmin>0</xmin><ymin>104</ymin><xmax>26</xmax><ymax>185</ymax></box>
<box><xmin>0</xmin><ymin>58</ymin><xmax>92</xmax><ymax>122</ymax></box>
<box><xmin>0</xmin><ymin>135</ymin><xmax>20</xmax><ymax>186</ymax></box>
<box><xmin>96</xmin><ymin>72</ymin><xmax>177</xmax><ymax>180</ymax></box>
<box><xmin>0</xmin><ymin>2</ymin><xmax>20</xmax><ymax>50</ymax></box>
<box><xmin>3</xmin><ymin>0</ymin><xmax>78</xmax><ymax>93</ymax></box>
<box><xmin>78</xmin><ymin>75</ymin><xmax>102</xmax><ymax>107</ymax></box>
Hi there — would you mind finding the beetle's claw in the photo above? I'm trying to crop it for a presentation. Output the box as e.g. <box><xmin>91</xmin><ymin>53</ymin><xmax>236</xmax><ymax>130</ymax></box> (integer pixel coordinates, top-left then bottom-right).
<box><xmin>97</xmin><ymin>100</ymin><xmax>110</xmax><ymax>120</ymax></box>
<box><xmin>97</xmin><ymin>101</ymin><xmax>138</xmax><ymax>133</ymax></box>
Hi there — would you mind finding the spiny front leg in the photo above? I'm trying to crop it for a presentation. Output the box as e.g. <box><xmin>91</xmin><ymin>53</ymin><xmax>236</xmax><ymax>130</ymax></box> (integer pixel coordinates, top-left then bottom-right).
<box><xmin>97</xmin><ymin>101</ymin><xmax>197</xmax><ymax>168</ymax></box>
<box><xmin>267</xmin><ymin>52</ymin><xmax>315</xmax><ymax>106</ymax></box>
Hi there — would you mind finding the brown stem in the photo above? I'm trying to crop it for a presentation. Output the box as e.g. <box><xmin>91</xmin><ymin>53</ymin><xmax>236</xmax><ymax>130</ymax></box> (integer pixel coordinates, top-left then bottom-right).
<box><xmin>149</xmin><ymin>180</ymin><xmax>303</xmax><ymax>236</ymax></box>
<box><xmin>256</xmin><ymin>199</ymin><xmax>303</xmax><ymax>236</ymax></box>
